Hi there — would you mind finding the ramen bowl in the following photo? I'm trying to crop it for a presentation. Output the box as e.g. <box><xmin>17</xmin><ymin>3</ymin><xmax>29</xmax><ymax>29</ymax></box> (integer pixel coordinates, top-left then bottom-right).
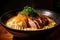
<box><xmin>0</xmin><ymin>9</ymin><xmax>59</xmax><ymax>38</ymax></box>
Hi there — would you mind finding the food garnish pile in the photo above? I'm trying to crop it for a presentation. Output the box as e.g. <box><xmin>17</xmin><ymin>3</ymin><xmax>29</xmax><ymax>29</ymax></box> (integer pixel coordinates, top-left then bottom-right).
<box><xmin>6</xmin><ymin>6</ymin><xmax>56</xmax><ymax>31</ymax></box>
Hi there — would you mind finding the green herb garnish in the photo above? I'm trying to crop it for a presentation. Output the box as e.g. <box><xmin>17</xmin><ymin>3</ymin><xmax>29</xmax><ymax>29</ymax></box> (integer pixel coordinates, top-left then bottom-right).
<box><xmin>19</xmin><ymin>6</ymin><xmax>40</xmax><ymax>17</ymax></box>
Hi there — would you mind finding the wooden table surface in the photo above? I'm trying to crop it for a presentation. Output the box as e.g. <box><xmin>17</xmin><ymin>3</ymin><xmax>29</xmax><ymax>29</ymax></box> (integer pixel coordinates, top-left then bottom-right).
<box><xmin>0</xmin><ymin>24</ymin><xmax>13</xmax><ymax>40</ymax></box>
<box><xmin>0</xmin><ymin>24</ymin><xmax>60</xmax><ymax>40</ymax></box>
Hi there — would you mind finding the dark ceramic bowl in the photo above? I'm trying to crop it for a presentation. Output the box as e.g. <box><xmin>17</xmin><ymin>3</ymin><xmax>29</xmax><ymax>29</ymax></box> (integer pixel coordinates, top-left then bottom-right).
<box><xmin>0</xmin><ymin>9</ymin><xmax>60</xmax><ymax>38</ymax></box>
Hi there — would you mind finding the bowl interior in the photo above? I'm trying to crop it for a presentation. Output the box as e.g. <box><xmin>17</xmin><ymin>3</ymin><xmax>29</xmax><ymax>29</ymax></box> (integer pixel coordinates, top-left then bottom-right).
<box><xmin>0</xmin><ymin>9</ymin><xmax>60</xmax><ymax>31</ymax></box>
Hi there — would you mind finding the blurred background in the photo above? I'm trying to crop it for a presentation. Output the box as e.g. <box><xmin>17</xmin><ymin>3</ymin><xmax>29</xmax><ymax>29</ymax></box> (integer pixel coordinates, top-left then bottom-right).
<box><xmin>0</xmin><ymin>0</ymin><xmax>60</xmax><ymax>16</ymax></box>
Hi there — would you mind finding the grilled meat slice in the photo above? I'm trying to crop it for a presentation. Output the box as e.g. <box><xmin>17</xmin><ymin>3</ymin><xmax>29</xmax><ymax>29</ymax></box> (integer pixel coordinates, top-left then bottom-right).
<box><xmin>33</xmin><ymin>20</ymin><xmax>41</xmax><ymax>29</ymax></box>
<box><xmin>45</xmin><ymin>16</ymin><xmax>55</xmax><ymax>23</ymax></box>
<box><xmin>28</xmin><ymin>17</ymin><xmax>37</xmax><ymax>28</ymax></box>
<box><xmin>35</xmin><ymin>18</ymin><xmax>44</xmax><ymax>28</ymax></box>
<box><xmin>39</xmin><ymin>14</ymin><xmax>49</xmax><ymax>26</ymax></box>
<box><xmin>32</xmin><ymin>16</ymin><xmax>43</xmax><ymax>28</ymax></box>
